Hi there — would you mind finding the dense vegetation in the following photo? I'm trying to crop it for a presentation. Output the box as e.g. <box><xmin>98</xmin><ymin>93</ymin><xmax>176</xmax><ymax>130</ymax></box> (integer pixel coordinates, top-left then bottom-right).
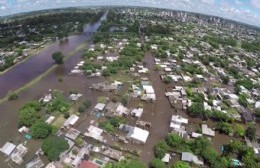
<box><xmin>42</xmin><ymin>136</ymin><xmax>69</xmax><ymax>161</ymax></box>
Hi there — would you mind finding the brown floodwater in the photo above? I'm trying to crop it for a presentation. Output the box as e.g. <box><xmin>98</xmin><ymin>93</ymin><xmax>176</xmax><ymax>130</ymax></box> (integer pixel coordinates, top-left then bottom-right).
<box><xmin>0</xmin><ymin>12</ymin><xmax>107</xmax><ymax>100</ymax></box>
<box><xmin>0</xmin><ymin>13</ymin><xmax>107</xmax><ymax>168</ymax></box>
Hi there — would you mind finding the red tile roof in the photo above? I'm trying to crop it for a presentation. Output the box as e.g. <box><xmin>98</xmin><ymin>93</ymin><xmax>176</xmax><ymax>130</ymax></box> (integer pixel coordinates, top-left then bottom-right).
<box><xmin>79</xmin><ymin>160</ymin><xmax>98</xmax><ymax>168</ymax></box>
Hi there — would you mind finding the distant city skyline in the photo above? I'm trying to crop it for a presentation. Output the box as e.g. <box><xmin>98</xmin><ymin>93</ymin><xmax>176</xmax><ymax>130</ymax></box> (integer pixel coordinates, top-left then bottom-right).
<box><xmin>0</xmin><ymin>0</ymin><xmax>260</xmax><ymax>27</ymax></box>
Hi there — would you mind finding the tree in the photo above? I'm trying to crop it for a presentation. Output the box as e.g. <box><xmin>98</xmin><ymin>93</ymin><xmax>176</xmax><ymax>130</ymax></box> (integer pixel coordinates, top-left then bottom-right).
<box><xmin>255</xmin><ymin>108</ymin><xmax>260</xmax><ymax>118</ymax></box>
<box><xmin>31</xmin><ymin>121</ymin><xmax>52</xmax><ymax>139</ymax></box>
<box><xmin>216</xmin><ymin>122</ymin><xmax>233</xmax><ymax>135</ymax></box>
<box><xmin>8</xmin><ymin>91</ymin><xmax>18</xmax><ymax>101</ymax></box>
<box><xmin>78</xmin><ymin>106</ymin><xmax>85</xmax><ymax>113</ymax></box>
<box><xmin>238</xmin><ymin>93</ymin><xmax>248</xmax><ymax>108</ymax></box>
<box><xmin>234</xmin><ymin>124</ymin><xmax>245</xmax><ymax>137</ymax></box>
<box><xmin>75</xmin><ymin>137</ymin><xmax>84</xmax><ymax>147</ymax></box>
<box><xmin>187</xmin><ymin>103</ymin><xmax>204</xmax><ymax>117</ymax></box>
<box><xmin>52</xmin><ymin>51</ymin><xmax>64</xmax><ymax>64</ymax></box>
<box><xmin>166</xmin><ymin>133</ymin><xmax>183</xmax><ymax>148</ymax></box>
<box><xmin>163</xmin><ymin>76</ymin><xmax>172</xmax><ymax>84</ymax></box>
<box><xmin>18</xmin><ymin>107</ymin><xmax>40</xmax><ymax>127</ymax></box>
<box><xmin>42</xmin><ymin>136</ymin><xmax>69</xmax><ymax>161</ymax></box>
<box><xmin>245</xmin><ymin>124</ymin><xmax>256</xmax><ymax>141</ymax></box>
<box><xmin>150</xmin><ymin>158</ymin><xmax>166</xmax><ymax>168</ymax></box>
<box><xmin>172</xmin><ymin>161</ymin><xmax>190</xmax><ymax>168</ymax></box>
<box><xmin>155</xmin><ymin>140</ymin><xmax>168</xmax><ymax>159</ymax></box>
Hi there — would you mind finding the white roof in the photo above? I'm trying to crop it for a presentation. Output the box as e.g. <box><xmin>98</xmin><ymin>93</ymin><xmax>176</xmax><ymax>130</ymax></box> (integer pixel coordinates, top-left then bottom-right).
<box><xmin>129</xmin><ymin>127</ymin><xmax>149</xmax><ymax>143</ymax></box>
<box><xmin>45</xmin><ymin>116</ymin><xmax>55</xmax><ymax>124</ymax></box>
<box><xmin>202</xmin><ymin>124</ymin><xmax>215</xmax><ymax>136</ymax></box>
<box><xmin>228</xmin><ymin>94</ymin><xmax>239</xmax><ymax>100</ymax></box>
<box><xmin>143</xmin><ymin>85</ymin><xmax>155</xmax><ymax>94</ymax></box>
<box><xmin>162</xmin><ymin>153</ymin><xmax>171</xmax><ymax>163</ymax></box>
<box><xmin>191</xmin><ymin>132</ymin><xmax>203</xmax><ymax>138</ymax></box>
<box><xmin>255</xmin><ymin>101</ymin><xmax>260</xmax><ymax>109</ymax></box>
<box><xmin>170</xmin><ymin>122</ymin><xmax>181</xmax><ymax>129</ymax></box>
<box><xmin>63</xmin><ymin>114</ymin><xmax>79</xmax><ymax>127</ymax></box>
<box><xmin>0</xmin><ymin>142</ymin><xmax>16</xmax><ymax>156</ymax></box>
<box><xmin>171</xmin><ymin>115</ymin><xmax>188</xmax><ymax>124</ymax></box>
<box><xmin>45</xmin><ymin>163</ymin><xmax>56</xmax><ymax>168</ymax></box>
<box><xmin>94</xmin><ymin>103</ymin><xmax>106</xmax><ymax>111</ymax></box>
<box><xmin>84</xmin><ymin>125</ymin><xmax>103</xmax><ymax>141</ymax></box>
<box><xmin>131</xmin><ymin>108</ymin><xmax>143</xmax><ymax>118</ymax></box>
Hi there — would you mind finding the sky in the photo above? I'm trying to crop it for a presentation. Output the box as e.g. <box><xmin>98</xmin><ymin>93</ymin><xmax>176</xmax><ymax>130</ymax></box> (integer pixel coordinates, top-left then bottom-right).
<box><xmin>0</xmin><ymin>0</ymin><xmax>259</xmax><ymax>27</ymax></box>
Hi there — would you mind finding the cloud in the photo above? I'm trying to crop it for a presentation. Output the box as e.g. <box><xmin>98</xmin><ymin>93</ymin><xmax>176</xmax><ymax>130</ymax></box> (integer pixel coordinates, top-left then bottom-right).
<box><xmin>251</xmin><ymin>0</ymin><xmax>260</xmax><ymax>8</ymax></box>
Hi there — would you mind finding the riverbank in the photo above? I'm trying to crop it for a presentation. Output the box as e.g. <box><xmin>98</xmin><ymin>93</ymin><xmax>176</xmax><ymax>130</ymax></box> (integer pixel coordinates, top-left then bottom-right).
<box><xmin>0</xmin><ymin>43</ymin><xmax>53</xmax><ymax>76</ymax></box>
<box><xmin>0</xmin><ymin>42</ymin><xmax>87</xmax><ymax>105</ymax></box>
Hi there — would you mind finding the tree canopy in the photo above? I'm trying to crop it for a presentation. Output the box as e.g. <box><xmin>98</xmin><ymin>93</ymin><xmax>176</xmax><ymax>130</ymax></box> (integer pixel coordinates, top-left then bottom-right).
<box><xmin>31</xmin><ymin>121</ymin><xmax>52</xmax><ymax>139</ymax></box>
<box><xmin>42</xmin><ymin>136</ymin><xmax>69</xmax><ymax>161</ymax></box>
<box><xmin>52</xmin><ymin>51</ymin><xmax>64</xmax><ymax>64</ymax></box>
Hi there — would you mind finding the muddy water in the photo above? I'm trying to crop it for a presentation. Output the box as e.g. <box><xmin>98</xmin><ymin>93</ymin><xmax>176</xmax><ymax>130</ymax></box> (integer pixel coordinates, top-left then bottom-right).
<box><xmin>0</xmin><ymin>13</ymin><xmax>107</xmax><ymax>100</ymax></box>
<box><xmin>0</xmin><ymin>13</ymin><xmax>107</xmax><ymax>168</ymax></box>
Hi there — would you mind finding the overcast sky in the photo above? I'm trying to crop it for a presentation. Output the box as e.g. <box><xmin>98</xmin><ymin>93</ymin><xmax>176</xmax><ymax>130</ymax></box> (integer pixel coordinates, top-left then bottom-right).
<box><xmin>0</xmin><ymin>0</ymin><xmax>260</xmax><ymax>27</ymax></box>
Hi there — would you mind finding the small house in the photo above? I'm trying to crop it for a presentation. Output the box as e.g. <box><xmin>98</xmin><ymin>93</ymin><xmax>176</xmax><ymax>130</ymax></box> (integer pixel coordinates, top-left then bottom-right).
<box><xmin>201</xmin><ymin>124</ymin><xmax>215</xmax><ymax>137</ymax></box>
<box><xmin>126</xmin><ymin>127</ymin><xmax>149</xmax><ymax>144</ymax></box>
<box><xmin>181</xmin><ymin>152</ymin><xmax>203</xmax><ymax>165</ymax></box>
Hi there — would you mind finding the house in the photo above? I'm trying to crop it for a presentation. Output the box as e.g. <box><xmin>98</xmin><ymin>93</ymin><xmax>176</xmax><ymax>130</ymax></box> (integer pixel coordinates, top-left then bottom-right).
<box><xmin>43</xmin><ymin>94</ymin><xmax>52</xmax><ymax>103</ymax></box>
<box><xmin>65</xmin><ymin>128</ymin><xmax>81</xmax><ymax>141</ymax></box>
<box><xmin>162</xmin><ymin>153</ymin><xmax>171</xmax><ymax>163</ymax></box>
<box><xmin>103</xmin><ymin>147</ymin><xmax>124</xmax><ymax>161</ymax></box>
<box><xmin>45</xmin><ymin>116</ymin><xmax>55</xmax><ymax>124</ymax></box>
<box><xmin>63</xmin><ymin>114</ymin><xmax>79</xmax><ymax>129</ymax></box>
<box><xmin>181</xmin><ymin>152</ymin><xmax>203</xmax><ymax>165</ymax></box>
<box><xmin>171</xmin><ymin>115</ymin><xmax>188</xmax><ymax>125</ymax></box>
<box><xmin>191</xmin><ymin>132</ymin><xmax>203</xmax><ymax>138</ymax></box>
<box><xmin>201</xmin><ymin>124</ymin><xmax>215</xmax><ymax>137</ymax></box>
<box><xmin>131</xmin><ymin>108</ymin><xmax>144</xmax><ymax>118</ymax></box>
<box><xmin>26</xmin><ymin>157</ymin><xmax>44</xmax><ymax>168</ymax></box>
<box><xmin>227</xmin><ymin>94</ymin><xmax>239</xmax><ymax>101</ymax></box>
<box><xmin>11</xmin><ymin>144</ymin><xmax>28</xmax><ymax>165</ymax></box>
<box><xmin>0</xmin><ymin>142</ymin><xmax>16</xmax><ymax>156</ymax></box>
<box><xmin>79</xmin><ymin>160</ymin><xmax>98</xmax><ymax>168</ymax></box>
<box><xmin>126</xmin><ymin>127</ymin><xmax>149</xmax><ymax>144</ymax></box>
<box><xmin>45</xmin><ymin>163</ymin><xmax>56</xmax><ymax>168</ymax></box>
<box><xmin>69</xmin><ymin>93</ymin><xmax>82</xmax><ymax>101</ymax></box>
<box><xmin>255</xmin><ymin>101</ymin><xmax>260</xmax><ymax>109</ymax></box>
<box><xmin>84</xmin><ymin>125</ymin><xmax>103</xmax><ymax>141</ymax></box>
<box><xmin>116</xmin><ymin>104</ymin><xmax>128</xmax><ymax>116</ymax></box>
<box><xmin>94</xmin><ymin>103</ymin><xmax>106</xmax><ymax>112</ymax></box>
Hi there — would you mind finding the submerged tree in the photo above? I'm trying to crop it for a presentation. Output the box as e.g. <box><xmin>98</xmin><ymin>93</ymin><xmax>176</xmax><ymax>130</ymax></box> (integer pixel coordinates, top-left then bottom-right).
<box><xmin>52</xmin><ymin>51</ymin><xmax>64</xmax><ymax>64</ymax></box>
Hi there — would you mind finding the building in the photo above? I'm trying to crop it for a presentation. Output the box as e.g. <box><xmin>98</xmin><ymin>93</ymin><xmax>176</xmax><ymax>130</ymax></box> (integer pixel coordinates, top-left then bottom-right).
<box><xmin>79</xmin><ymin>160</ymin><xmax>98</xmax><ymax>168</ymax></box>
<box><xmin>11</xmin><ymin>144</ymin><xmax>28</xmax><ymax>165</ymax></box>
<box><xmin>84</xmin><ymin>125</ymin><xmax>103</xmax><ymax>141</ymax></box>
<box><xmin>126</xmin><ymin>127</ymin><xmax>149</xmax><ymax>144</ymax></box>
<box><xmin>94</xmin><ymin>103</ymin><xmax>106</xmax><ymax>112</ymax></box>
<box><xmin>0</xmin><ymin>142</ymin><xmax>16</xmax><ymax>156</ymax></box>
<box><xmin>201</xmin><ymin>124</ymin><xmax>215</xmax><ymax>137</ymax></box>
<box><xmin>26</xmin><ymin>157</ymin><xmax>44</xmax><ymax>168</ymax></box>
<box><xmin>63</xmin><ymin>114</ymin><xmax>79</xmax><ymax>129</ymax></box>
<box><xmin>131</xmin><ymin>108</ymin><xmax>144</xmax><ymax>118</ymax></box>
<box><xmin>181</xmin><ymin>152</ymin><xmax>203</xmax><ymax>165</ymax></box>
<box><xmin>65</xmin><ymin>128</ymin><xmax>81</xmax><ymax>141</ymax></box>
